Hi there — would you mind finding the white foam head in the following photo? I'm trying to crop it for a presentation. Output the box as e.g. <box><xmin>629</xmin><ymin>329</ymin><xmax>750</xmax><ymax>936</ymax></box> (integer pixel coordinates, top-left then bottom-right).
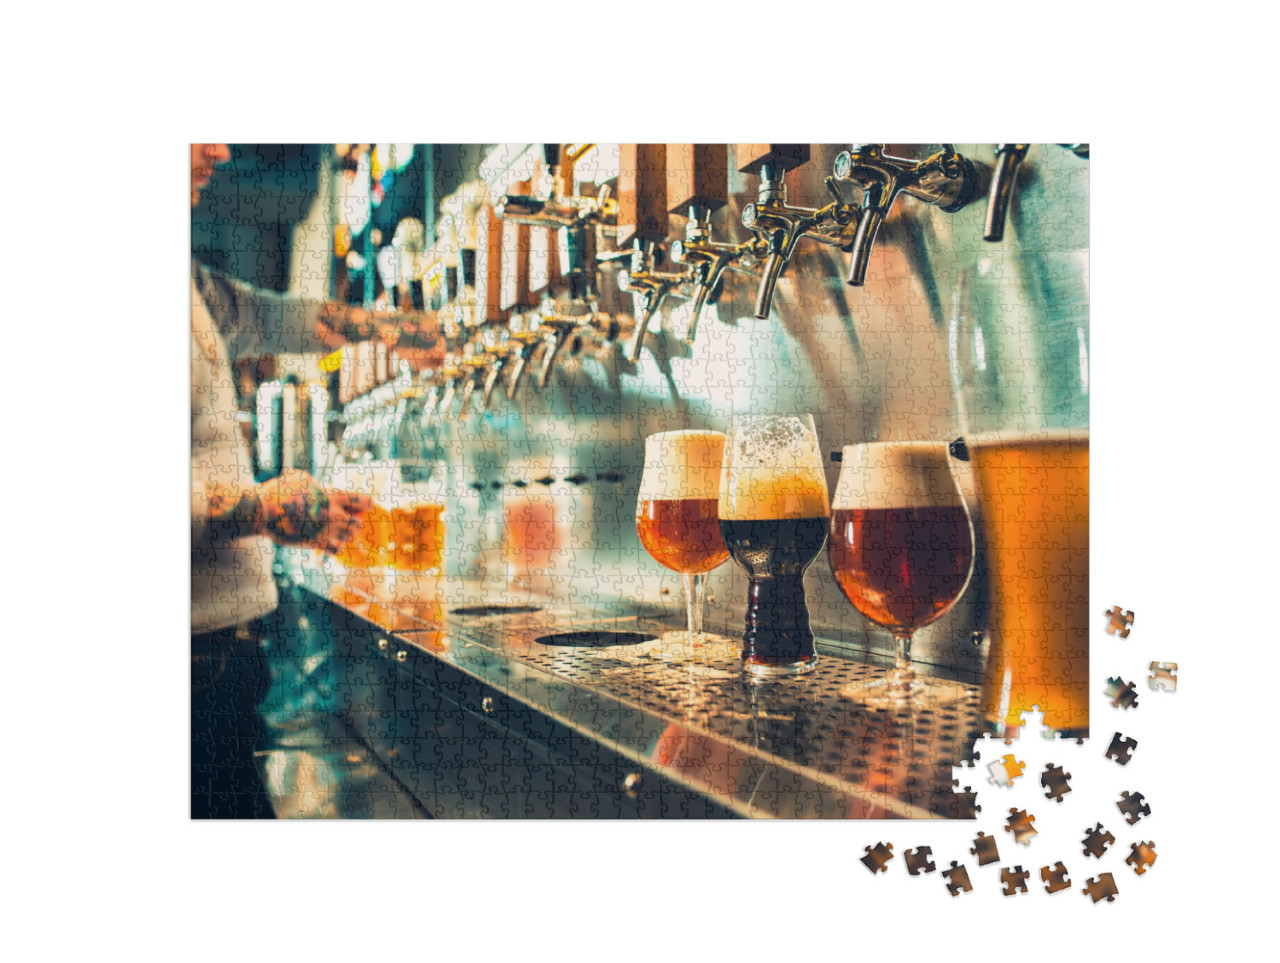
<box><xmin>718</xmin><ymin>416</ymin><xmax>829</xmax><ymax>520</ymax></box>
<box><xmin>638</xmin><ymin>430</ymin><xmax>725</xmax><ymax>501</ymax></box>
<box><xmin>832</xmin><ymin>442</ymin><xmax>963</xmax><ymax>510</ymax></box>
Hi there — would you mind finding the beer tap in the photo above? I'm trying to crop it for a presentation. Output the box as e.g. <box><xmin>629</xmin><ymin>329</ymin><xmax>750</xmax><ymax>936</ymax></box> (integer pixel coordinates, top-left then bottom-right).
<box><xmin>832</xmin><ymin>144</ymin><xmax>981</xmax><ymax>285</ymax></box>
<box><xmin>664</xmin><ymin>144</ymin><xmax>762</xmax><ymax>343</ymax></box>
<box><xmin>984</xmin><ymin>144</ymin><xmax>1088</xmax><ymax>242</ymax></box>
<box><xmin>733</xmin><ymin>145</ymin><xmax>860</xmax><ymax>320</ymax></box>
<box><xmin>478</xmin><ymin>325</ymin><xmax>516</xmax><ymax>411</ymax></box>
<box><xmin>432</xmin><ymin>353</ymin><xmax>465</xmax><ymax>423</ymax></box>
<box><xmin>504</xmin><ymin>313</ymin><xmax>545</xmax><ymax>401</ymax></box>
<box><xmin>670</xmin><ymin>210</ymin><xmax>764</xmax><ymax>343</ymax></box>
<box><xmin>617</xmin><ymin>239</ymin><xmax>691</xmax><ymax>362</ymax></box>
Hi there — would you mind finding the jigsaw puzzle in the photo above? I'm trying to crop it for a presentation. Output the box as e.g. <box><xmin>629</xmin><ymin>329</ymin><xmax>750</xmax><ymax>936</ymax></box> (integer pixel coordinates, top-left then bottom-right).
<box><xmin>1103</xmin><ymin>606</ymin><xmax>1134</xmax><ymax>637</ymax></box>
<box><xmin>1117</xmin><ymin>791</ymin><xmax>1152</xmax><ymax>825</ymax></box>
<box><xmin>1104</xmin><ymin>677</ymin><xmax>1140</xmax><ymax>710</ymax></box>
<box><xmin>943</xmin><ymin>861</ymin><xmax>973</xmax><ymax>897</ymax></box>
<box><xmin>1125</xmin><ymin>841</ymin><xmax>1158</xmax><ymax>875</ymax></box>
<box><xmin>1148</xmin><ymin>662</ymin><xmax>1177</xmax><ymax>692</ymax></box>
<box><xmin>903</xmin><ymin>847</ymin><xmax>936</xmax><ymax>875</ymax></box>
<box><xmin>1083</xmin><ymin>873</ymin><xmax>1119</xmax><ymax>903</ymax></box>
<box><xmin>1082</xmin><ymin>823</ymin><xmax>1116</xmax><ymax>858</ymax></box>
<box><xmin>1105</xmin><ymin>732</ymin><xmax>1138</xmax><ymax>765</ymax></box>
<box><xmin>188</xmin><ymin>142</ymin><xmax>1104</xmax><ymax>842</ymax></box>
<box><xmin>861</xmin><ymin>842</ymin><xmax>895</xmax><ymax>874</ymax></box>
<box><xmin>1041</xmin><ymin>862</ymin><xmax>1072</xmax><ymax>894</ymax></box>
<box><xmin>1000</xmin><ymin>865</ymin><xmax>1031</xmax><ymax>895</ymax></box>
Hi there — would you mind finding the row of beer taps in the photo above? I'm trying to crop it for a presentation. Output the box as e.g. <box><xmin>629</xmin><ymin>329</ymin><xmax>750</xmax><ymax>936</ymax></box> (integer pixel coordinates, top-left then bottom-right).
<box><xmin>337</xmin><ymin>142</ymin><xmax>1088</xmax><ymax>452</ymax></box>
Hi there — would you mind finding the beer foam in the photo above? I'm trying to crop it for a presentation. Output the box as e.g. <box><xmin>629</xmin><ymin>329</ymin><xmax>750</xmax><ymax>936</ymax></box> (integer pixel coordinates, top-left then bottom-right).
<box><xmin>718</xmin><ymin>416</ymin><xmax>830</xmax><ymax>519</ymax></box>
<box><xmin>717</xmin><ymin>466</ymin><xmax>830</xmax><ymax>519</ymax></box>
<box><xmin>831</xmin><ymin>442</ymin><xmax>964</xmax><ymax>510</ymax></box>
<box><xmin>637</xmin><ymin>430</ymin><xmax>726</xmax><ymax>501</ymax></box>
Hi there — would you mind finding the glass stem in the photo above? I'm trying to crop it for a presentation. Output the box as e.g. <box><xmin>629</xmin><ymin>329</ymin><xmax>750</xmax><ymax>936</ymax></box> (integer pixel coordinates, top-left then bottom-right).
<box><xmin>892</xmin><ymin>633</ymin><xmax>916</xmax><ymax>684</ymax></box>
<box><xmin>683</xmin><ymin>571</ymin><xmax>707</xmax><ymax>644</ymax></box>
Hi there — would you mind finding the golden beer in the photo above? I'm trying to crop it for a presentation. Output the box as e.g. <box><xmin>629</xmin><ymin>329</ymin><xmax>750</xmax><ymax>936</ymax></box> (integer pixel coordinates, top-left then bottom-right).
<box><xmin>970</xmin><ymin>431</ymin><xmax>1088</xmax><ymax>736</ymax></box>
<box><xmin>390</xmin><ymin>503</ymin><xmax>445</xmax><ymax>572</ymax></box>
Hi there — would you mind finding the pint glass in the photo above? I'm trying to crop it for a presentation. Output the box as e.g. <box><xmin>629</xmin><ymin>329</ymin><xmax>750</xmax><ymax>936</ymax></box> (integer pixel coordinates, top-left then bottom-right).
<box><xmin>950</xmin><ymin>251</ymin><xmax>1089</xmax><ymax>738</ymax></box>
<box><xmin>718</xmin><ymin>414</ymin><xmax>830</xmax><ymax>678</ymax></box>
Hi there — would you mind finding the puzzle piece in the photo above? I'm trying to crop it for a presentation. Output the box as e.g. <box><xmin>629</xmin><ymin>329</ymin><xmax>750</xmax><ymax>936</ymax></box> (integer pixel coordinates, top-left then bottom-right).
<box><xmin>1149</xmin><ymin>661</ymin><xmax>1177</xmax><ymax>692</ymax></box>
<box><xmin>1125</xmin><ymin>841</ymin><xmax>1157</xmax><ymax>875</ymax></box>
<box><xmin>987</xmin><ymin>753</ymin><xmax>1026</xmax><ymax>788</ymax></box>
<box><xmin>1117</xmin><ymin>790</ymin><xmax>1151</xmax><ymax>825</ymax></box>
<box><xmin>1005</xmin><ymin>808</ymin><xmax>1037</xmax><ymax>845</ymax></box>
<box><xmin>1105</xmin><ymin>732</ymin><xmax>1138</xmax><ymax>765</ymax></box>
<box><xmin>1083</xmin><ymin>873</ymin><xmax>1119</xmax><ymax>903</ymax></box>
<box><xmin>1000</xmin><ymin>865</ymin><xmax>1031</xmax><ymax>895</ymax></box>
<box><xmin>860</xmin><ymin>842</ymin><xmax>894</xmax><ymax>874</ymax></box>
<box><xmin>1082</xmin><ymin>822</ymin><xmax>1115</xmax><ymax>858</ymax></box>
<box><xmin>903</xmin><ymin>847</ymin><xmax>936</xmax><ymax>876</ymax></box>
<box><xmin>970</xmin><ymin>830</ymin><xmax>1001</xmax><ymax>866</ymax></box>
<box><xmin>1104</xmin><ymin>606</ymin><xmax>1134</xmax><ymax>637</ymax></box>
<box><xmin>1041</xmin><ymin>763</ymin><xmax>1072</xmax><ymax>802</ymax></box>
<box><xmin>1041</xmin><ymin>862</ymin><xmax>1072</xmax><ymax>894</ymax></box>
<box><xmin>952</xmin><ymin>783</ymin><xmax>981</xmax><ymax>816</ymax></box>
<box><xmin>942</xmin><ymin>861</ymin><xmax>973</xmax><ymax>896</ymax></box>
<box><xmin>1105</xmin><ymin>676</ymin><xmax>1139</xmax><ymax>710</ymax></box>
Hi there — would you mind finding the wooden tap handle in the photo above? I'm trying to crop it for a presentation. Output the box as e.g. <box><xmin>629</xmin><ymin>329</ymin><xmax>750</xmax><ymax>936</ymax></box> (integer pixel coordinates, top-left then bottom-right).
<box><xmin>735</xmin><ymin>144</ymin><xmax>810</xmax><ymax>176</ymax></box>
<box><xmin>616</xmin><ymin>144</ymin><xmax>669</xmax><ymax>247</ymax></box>
<box><xmin>666</xmin><ymin>144</ymin><xmax>729</xmax><ymax>215</ymax></box>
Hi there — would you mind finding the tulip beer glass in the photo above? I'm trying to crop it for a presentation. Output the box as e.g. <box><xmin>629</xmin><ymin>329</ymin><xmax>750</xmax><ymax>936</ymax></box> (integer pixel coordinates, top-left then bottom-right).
<box><xmin>718</xmin><ymin>414</ymin><xmax>830</xmax><ymax>678</ymax></box>
<box><xmin>828</xmin><ymin>442</ymin><xmax>974</xmax><ymax>708</ymax></box>
<box><xmin>950</xmin><ymin>251</ymin><xmax>1089</xmax><ymax>738</ymax></box>
<box><xmin>636</xmin><ymin>430</ymin><xmax>737</xmax><ymax>660</ymax></box>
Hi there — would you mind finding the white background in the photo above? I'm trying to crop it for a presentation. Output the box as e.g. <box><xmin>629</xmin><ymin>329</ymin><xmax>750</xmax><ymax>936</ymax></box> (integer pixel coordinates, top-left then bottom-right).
<box><xmin>6</xmin><ymin>2</ymin><xmax>1273</xmax><ymax>959</ymax></box>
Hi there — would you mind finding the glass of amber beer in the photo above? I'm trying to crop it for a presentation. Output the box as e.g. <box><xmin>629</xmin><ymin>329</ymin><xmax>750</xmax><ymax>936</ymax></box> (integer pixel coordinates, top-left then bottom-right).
<box><xmin>718</xmin><ymin>414</ymin><xmax>830</xmax><ymax>678</ymax></box>
<box><xmin>950</xmin><ymin>251</ymin><xmax>1089</xmax><ymax>738</ymax></box>
<box><xmin>829</xmin><ymin>442</ymin><xmax>974</xmax><ymax>708</ymax></box>
<box><xmin>636</xmin><ymin>430</ymin><xmax>736</xmax><ymax>660</ymax></box>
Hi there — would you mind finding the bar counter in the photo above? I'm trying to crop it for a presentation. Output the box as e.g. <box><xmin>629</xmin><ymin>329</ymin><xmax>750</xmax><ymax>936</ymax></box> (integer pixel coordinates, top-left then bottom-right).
<box><xmin>277</xmin><ymin>548</ymin><xmax>984</xmax><ymax>819</ymax></box>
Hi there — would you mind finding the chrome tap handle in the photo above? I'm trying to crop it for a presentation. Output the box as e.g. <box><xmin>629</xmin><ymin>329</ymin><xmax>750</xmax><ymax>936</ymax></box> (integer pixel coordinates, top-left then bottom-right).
<box><xmin>537</xmin><ymin>321</ymin><xmax>580</xmax><ymax>388</ymax></box>
<box><xmin>984</xmin><ymin>144</ymin><xmax>1029</xmax><ymax>242</ymax></box>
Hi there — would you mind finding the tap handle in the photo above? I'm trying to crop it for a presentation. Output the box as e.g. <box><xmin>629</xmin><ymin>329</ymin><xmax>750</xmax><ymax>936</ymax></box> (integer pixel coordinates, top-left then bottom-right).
<box><xmin>983</xmin><ymin>144</ymin><xmax>1029</xmax><ymax>242</ymax></box>
<box><xmin>753</xmin><ymin>229</ymin><xmax>787</xmax><ymax>320</ymax></box>
<box><xmin>846</xmin><ymin>183</ymin><xmax>886</xmax><ymax>286</ymax></box>
<box><xmin>539</xmin><ymin>326</ymin><xmax>575</xmax><ymax>388</ymax></box>
<box><xmin>630</xmin><ymin>291</ymin><xmax>663</xmax><ymax>363</ymax></box>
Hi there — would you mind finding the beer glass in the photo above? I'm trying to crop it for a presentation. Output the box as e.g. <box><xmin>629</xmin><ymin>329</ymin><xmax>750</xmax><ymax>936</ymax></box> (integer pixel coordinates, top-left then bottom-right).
<box><xmin>950</xmin><ymin>250</ymin><xmax>1089</xmax><ymax>738</ymax></box>
<box><xmin>636</xmin><ymin>431</ymin><xmax>737</xmax><ymax>660</ymax></box>
<box><xmin>829</xmin><ymin>442</ymin><xmax>974</xmax><ymax>708</ymax></box>
<box><xmin>718</xmin><ymin>414</ymin><xmax>830</xmax><ymax>678</ymax></box>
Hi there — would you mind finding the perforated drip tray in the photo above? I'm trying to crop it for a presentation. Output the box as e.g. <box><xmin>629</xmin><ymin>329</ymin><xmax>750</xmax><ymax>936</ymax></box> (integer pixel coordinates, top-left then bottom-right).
<box><xmin>534</xmin><ymin>630</ymin><xmax>657</xmax><ymax>647</ymax></box>
<box><xmin>449</xmin><ymin>604</ymin><xmax>544</xmax><ymax>617</ymax></box>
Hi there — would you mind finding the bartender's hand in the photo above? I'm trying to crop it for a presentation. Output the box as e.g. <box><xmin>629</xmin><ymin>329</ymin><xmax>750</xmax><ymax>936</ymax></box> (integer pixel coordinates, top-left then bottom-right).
<box><xmin>256</xmin><ymin>469</ymin><xmax>371</xmax><ymax>553</ymax></box>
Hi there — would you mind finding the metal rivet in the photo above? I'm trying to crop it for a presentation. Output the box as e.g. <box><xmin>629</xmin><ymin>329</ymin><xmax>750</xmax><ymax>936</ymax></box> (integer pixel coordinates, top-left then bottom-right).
<box><xmin>622</xmin><ymin>772</ymin><xmax>643</xmax><ymax>798</ymax></box>
<box><xmin>376</xmin><ymin>638</ymin><xmax>388</xmax><ymax>651</ymax></box>
<box><xmin>395</xmin><ymin>650</ymin><xmax>407</xmax><ymax>663</ymax></box>
<box><xmin>481</xmin><ymin>696</ymin><xmax>495</xmax><ymax>715</ymax></box>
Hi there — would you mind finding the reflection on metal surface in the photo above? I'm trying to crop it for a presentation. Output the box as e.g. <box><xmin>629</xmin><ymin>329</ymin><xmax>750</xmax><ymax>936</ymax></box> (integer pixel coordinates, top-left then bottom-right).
<box><xmin>451</xmin><ymin>604</ymin><xmax>544</xmax><ymax>617</ymax></box>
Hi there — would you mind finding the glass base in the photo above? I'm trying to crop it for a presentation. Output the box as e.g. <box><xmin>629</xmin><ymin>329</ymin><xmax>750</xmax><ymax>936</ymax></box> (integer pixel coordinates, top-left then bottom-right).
<box><xmin>842</xmin><ymin>673</ymin><xmax>971</xmax><ymax>710</ymax></box>
<box><xmin>744</xmin><ymin>653</ymin><xmax>818</xmax><ymax>679</ymax></box>
<box><xmin>647</xmin><ymin>631</ymin><xmax>741</xmax><ymax>663</ymax></box>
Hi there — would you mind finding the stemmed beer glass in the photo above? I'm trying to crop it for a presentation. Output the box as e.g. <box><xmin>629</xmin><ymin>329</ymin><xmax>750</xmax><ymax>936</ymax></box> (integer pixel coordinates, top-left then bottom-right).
<box><xmin>828</xmin><ymin>442</ymin><xmax>975</xmax><ymax>708</ymax></box>
<box><xmin>636</xmin><ymin>430</ymin><xmax>738</xmax><ymax>660</ymax></box>
<box><xmin>717</xmin><ymin>414</ymin><xmax>830</xmax><ymax>678</ymax></box>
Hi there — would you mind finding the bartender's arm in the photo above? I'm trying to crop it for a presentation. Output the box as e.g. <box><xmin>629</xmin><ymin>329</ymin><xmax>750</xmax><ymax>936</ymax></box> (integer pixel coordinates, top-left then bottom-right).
<box><xmin>195</xmin><ymin>469</ymin><xmax>371</xmax><ymax>554</ymax></box>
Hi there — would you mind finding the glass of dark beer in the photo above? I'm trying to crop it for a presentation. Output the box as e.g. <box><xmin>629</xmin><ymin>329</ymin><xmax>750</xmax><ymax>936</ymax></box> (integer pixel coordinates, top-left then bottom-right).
<box><xmin>636</xmin><ymin>431</ymin><xmax>738</xmax><ymax>660</ymax></box>
<box><xmin>829</xmin><ymin>442</ymin><xmax>975</xmax><ymax>708</ymax></box>
<box><xmin>718</xmin><ymin>414</ymin><xmax>830</xmax><ymax>678</ymax></box>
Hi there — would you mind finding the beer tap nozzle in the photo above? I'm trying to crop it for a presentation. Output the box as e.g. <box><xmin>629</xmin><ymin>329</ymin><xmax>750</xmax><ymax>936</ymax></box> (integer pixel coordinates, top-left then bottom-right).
<box><xmin>741</xmin><ymin>166</ymin><xmax>859</xmax><ymax>319</ymax></box>
<box><xmin>984</xmin><ymin>144</ymin><xmax>1029</xmax><ymax>242</ymax></box>
<box><xmin>670</xmin><ymin>207</ymin><xmax>765</xmax><ymax>343</ymax></box>
<box><xmin>834</xmin><ymin>144</ymin><xmax>980</xmax><ymax>285</ymax></box>
<box><xmin>617</xmin><ymin>239</ymin><xmax>690</xmax><ymax>362</ymax></box>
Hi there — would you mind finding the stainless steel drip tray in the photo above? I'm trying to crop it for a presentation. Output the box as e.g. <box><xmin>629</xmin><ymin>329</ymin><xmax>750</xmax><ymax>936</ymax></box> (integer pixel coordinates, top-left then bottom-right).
<box><xmin>391</xmin><ymin>601</ymin><xmax>984</xmax><ymax>819</ymax></box>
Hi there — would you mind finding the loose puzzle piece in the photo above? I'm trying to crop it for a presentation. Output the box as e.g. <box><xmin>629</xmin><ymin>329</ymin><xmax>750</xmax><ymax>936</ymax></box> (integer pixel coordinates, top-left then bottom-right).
<box><xmin>1082</xmin><ymin>822</ymin><xmax>1115</xmax><ymax>858</ymax></box>
<box><xmin>1041</xmin><ymin>862</ymin><xmax>1072</xmax><ymax>894</ymax></box>
<box><xmin>1083</xmin><ymin>873</ymin><xmax>1119</xmax><ymax>903</ymax></box>
<box><xmin>1005</xmin><ymin>808</ymin><xmax>1037</xmax><ymax>845</ymax></box>
<box><xmin>903</xmin><ymin>847</ymin><xmax>936</xmax><ymax>876</ymax></box>
<box><xmin>1104</xmin><ymin>676</ymin><xmax>1139</xmax><ymax>710</ymax></box>
<box><xmin>1125</xmin><ymin>841</ymin><xmax>1157</xmax><ymax>875</ymax></box>
<box><xmin>987</xmin><ymin>753</ymin><xmax>1026</xmax><ymax>788</ymax></box>
<box><xmin>1104</xmin><ymin>606</ymin><xmax>1134</xmax><ymax>637</ymax></box>
<box><xmin>970</xmin><ymin>831</ymin><xmax>1001</xmax><ymax>866</ymax></box>
<box><xmin>861</xmin><ymin>842</ymin><xmax>894</xmax><ymax>874</ymax></box>
<box><xmin>1000</xmin><ymin>865</ymin><xmax>1031</xmax><ymax>895</ymax></box>
<box><xmin>1041</xmin><ymin>763</ymin><xmax>1072</xmax><ymax>802</ymax></box>
<box><xmin>942</xmin><ymin>861</ymin><xmax>973</xmax><ymax>896</ymax></box>
<box><xmin>1149</xmin><ymin>661</ymin><xmax>1177</xmax><ymax>692</ymax></box>
<box><xmin>1117</xmin><ymin>790</ymin><xmax>1151</xmax><ymax>825</ymax></box>
<box><xmin>1105</xmin><ymin>732</ymin><xmax>1138</xmax><ymax>765</ymax></box>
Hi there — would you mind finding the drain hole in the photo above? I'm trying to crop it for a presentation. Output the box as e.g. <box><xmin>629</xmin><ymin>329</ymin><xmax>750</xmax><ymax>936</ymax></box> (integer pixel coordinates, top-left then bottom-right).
<box><xmin>450</xmin><ymin>604</ymin><xmax>543</xmax><ymax>617</ymax></box>
<box><xmin>535</xmin><ymin>631</ymin><xmax>656</xmax><ymax>647</ymax></box>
